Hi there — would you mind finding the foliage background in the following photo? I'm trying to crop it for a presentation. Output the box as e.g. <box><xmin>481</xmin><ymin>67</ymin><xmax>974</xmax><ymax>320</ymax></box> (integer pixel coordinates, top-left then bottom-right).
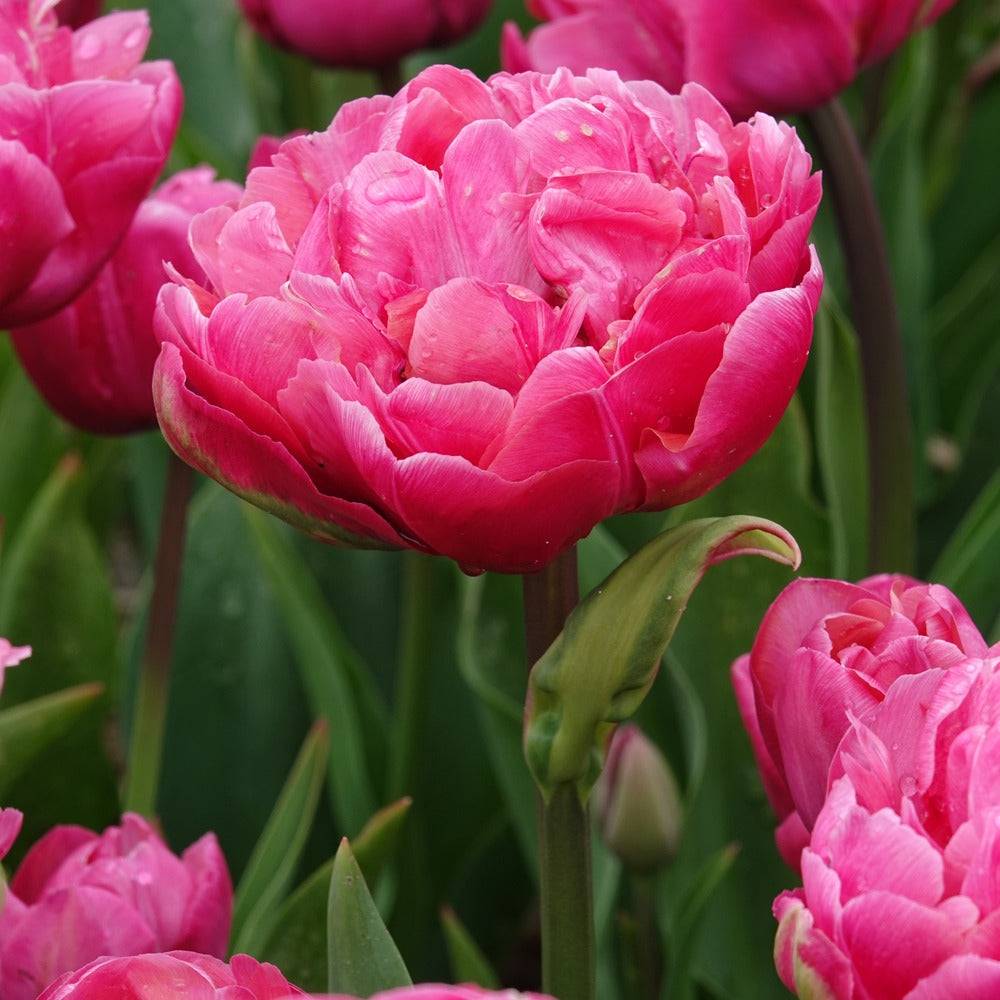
<box><xmin>1</xmin><ymin>0</ymin><xmax>998</xmax><ymax>996</ymax></box>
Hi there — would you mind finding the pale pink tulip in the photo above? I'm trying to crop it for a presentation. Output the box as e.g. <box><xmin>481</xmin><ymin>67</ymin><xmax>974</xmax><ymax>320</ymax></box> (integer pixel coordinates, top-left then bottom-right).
<box><xmin>154</xmin><ymin>65</ymin><xmax>822</xmax><ymax>575</ymax></box>
<box><xmin>732</xmin><ymin>574</ymin><xmax>990</xmax><ymax>868</ymax></box>
<box><xmin>10</xmin><ymin>168</ymin><xmax>242</xmax><ymax>434</ymax></box>
<box><xmin>0</xmin><ymin>813</ymin><xmax>232</xmax><ymax>1000</ymax></box>
<box><xmin>504</xmin><ymin>0</ymin><xmax>959</xmax><ymax>120</ymax></box>
<box><xmin>0</xmin><ymin>1</ymin><xmax>181</xmax><ymax>327</ymax></box>
<box><xmin>773</xmin><ymin>652</ymin><xmax>1000</xmax><ymax>999</ymax></box>
<box><xmin>235</xmin><ymin>0</ymin><xmax>494</xmax><ymax>70</ymax></box>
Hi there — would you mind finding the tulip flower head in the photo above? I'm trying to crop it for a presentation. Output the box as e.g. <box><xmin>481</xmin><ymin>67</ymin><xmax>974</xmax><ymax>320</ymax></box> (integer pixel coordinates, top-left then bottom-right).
<box><xmin>0</xmin><ymin>813</ymin><xmax>233</xmax><ymax>1000</ymax></box>
<box><xmin>10</xmin><ymin>167</ymin><xmax>243</xmax><ymax>435</ymax></box>
<box><xmin>733</xmin><ymin>574</ymin><xmax>994</xmax><ymax>868</ymax></box>
<box><xmin>504</xmin><ymin>0</ymin><xmax>960</xmax><ymax>120</ymax></box>
<box><xmin>154</xmin><ymin>65</ymin><xmax>822</xmax><ymax>575</ymax></box>
<box><xmin>235</xmin><ymin>0</ymin><xmax>494</xmax><ymax>70</ymax></box>
<box><xmin>0</xmin><ymin>0</ymin><xmax>182</xmax><ymax>327</ymax></box>
<box><xmin>774</xmin><ymin>649</ymin><xmax>1000</xmax><ymax>998</ymax></box>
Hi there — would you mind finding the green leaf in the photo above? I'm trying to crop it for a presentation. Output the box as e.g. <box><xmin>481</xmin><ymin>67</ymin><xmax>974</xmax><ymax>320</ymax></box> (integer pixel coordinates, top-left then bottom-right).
<box><xmin>524</xmin><ymin>517</ymin><xmax>800</xmax><ymax>798</ymax></box>
<box><xmin>441</xmin><ymin>906</ymin><xmax>502</xmax><ymax>989</ymax></box>
<box><xmin>930</xmin><ymin>466</ymin><xmax>1000</xmax><ymax>633</ymax></box>
<box><xmin>0</xmin><ymin>684</ymin><xmax>103</xmax><ymax>798</ymax></box>
<box><xmin>257</xmin><ymin>797</ymin><xmax>413</xmax><ymax>991</ymax></box>
<box><xmin>814</xmin><ymin>297</ymin><xmax>869</xmax><ymax>580</ymax></box>
<box><xmin>232</xmin><ymin>719</ymin><xmax>330</xmax><ymax>953</ymax></box>
<box><xmin>327</xmin><ymin>838</ymin><xmax>412</xmax><ymax>996</ymax></box>
<box><xmin>243</xmin><ymin>505</ymin><xmax>380</xmax><ymax>835</ymax></box>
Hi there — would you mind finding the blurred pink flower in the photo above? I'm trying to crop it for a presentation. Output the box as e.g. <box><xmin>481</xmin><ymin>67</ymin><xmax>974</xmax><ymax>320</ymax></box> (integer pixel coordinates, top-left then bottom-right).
<box><xmin>0</xmin><ymin>813</ymin><xmax>232</xmax><ymax>1000</ymax></box>
<box><xmin>733</xmin><ymin>575</ymin><xmax>991</xmax><ymax>868</ymax></box>
<box><xmin>38</xmin><ymin>952</ymin><xmax>302</xmax><ymax>1000</ymax></box>
<box><xmin>235</xmin><ymin>0</ymin><xmax>494</xmax><ymax>70</ymax></box>
<box><xmin>0</xmin><ymin>0</ymin><xmax>181</xmax><ymax>327</ymax></box>
<box><xmin>10</xmin><ymin>167</ymin><xmax>242</xmax><ymax>434</ymax></box>
<box><xmin>774</xmin><ymin>650</ymin><xmax>1000</xmax><ymax>999</ymax></box>
<box><xmin>153</xmin><ymin>64</ymin><xmax>821</xmax><ymax>574</ymax></box>
<box><xmin>0</xmin><ymin>638</ymin><xmax>31</xmax><ymax>699</ymax></box>
<box><xmin>504</xmin><ymin>0</ymin><xmax>959</xmax><ymax>120</ymax></box>
<box><xmin>52</xmin><ymin>0</ymin><xmax>101</xmax><ymax>29</ymax></box>
<box><xmin>38</xmin><ymin>952</ymin><xmax>555</xmax><ymax>1000</ymax></box>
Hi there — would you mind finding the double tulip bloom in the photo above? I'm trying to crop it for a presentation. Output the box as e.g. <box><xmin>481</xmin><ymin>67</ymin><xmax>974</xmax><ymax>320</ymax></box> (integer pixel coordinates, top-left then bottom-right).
<box><xmin>154</xmin><ymin>64</ymin><xmax>822</xmax><ymax>574</ymax></box>
<box><xmin>735</xmin><ymin>576</ymin><xmax>1000</xmax><ymax>997</ymax></box>
<box><xmin>505</xmin><ymin>0</ymin><xmax>959</xmax><ymax>120</ymax></box>
<box><xmin>235</xmin><ymin>0</ymin><xmax>494</xmax><ymax>70</ymax></box>
<box><xmin>0</xmin><ymin>0</ymin><xmax>181</xmax><ymax>327</ymax></box>
<box><xmin>11</xmin><ymin>167</ymin><xmax>243</xmax><ymax>434</ymax></box>
<box><xmin>0</xmin><ymin>813</ymin><xmax>232</xmax><ymax>1000</ymax></box>
<box><xmin>39</xmin><ymin>952</ymin><xmax>552</xmax><ymax>1000</ymax></box>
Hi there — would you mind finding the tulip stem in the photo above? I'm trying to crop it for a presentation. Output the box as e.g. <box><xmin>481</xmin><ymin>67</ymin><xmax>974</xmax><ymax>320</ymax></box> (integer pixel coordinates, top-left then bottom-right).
<box><xmin>123</xmin><ymin>449</ymin><xmax>193</xmax><ymax>818</ymax></box>
<box><xmin>388</xmin><ymin>550</ymin><xmax>438</xmax><ymax>800</ymax></box>
<box><xmin>523</xmin><ymin>549</ymin><xmax>595</xmax><ymax>1000</ymax></box>
<box><xmin>804</xmin><ymin>99</ymin><xmax>915</xmax><ymax>574</ymax></box>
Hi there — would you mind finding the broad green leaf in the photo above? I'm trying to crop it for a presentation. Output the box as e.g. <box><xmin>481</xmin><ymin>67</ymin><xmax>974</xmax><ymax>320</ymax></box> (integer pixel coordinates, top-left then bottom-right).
<box><xmin>0</xmin><ymin>684</ymin><xmax>103</xmax><ymax>798</ymax></box>
<box><xmin>328</xmin><ymin>838</ymin><xmax>412</xmax><ymax>996</ymax></box>
<box><xmin>456</xmin><ymin>571</ymin><xmax>537</xmax><ymax>871</ymax></box>
<box><xmin>814</xmin><ymin>297</ymin><xmax>869</xmax><ymax>580</ymax></box>
<box><xmin>0</xmin><ymin>454</ymin><xmax>119</xmax><ymax>858</ymax></box>
<box><xmin>257</xmin><ymin>797</ymin><xmax>413</xmax><ymax>991</ymax></box>
<box><xmin>232</xmin><ymin>719</ymin><xmax>330</xmax><ymax>953</ymax></box>
<box><xmin>441</xmin><ymin>906</ymin><xmax>502</xmax><ymax>989</ymax></box>
<box><xmin>244</xmin><ymin>505</ymin><xmax>379</xmax><ymax>835</ymax></box>
<box><xmin>525</xmin><ymin>517</ymin><xmax>800</xmax><ymax>798</ymax></box>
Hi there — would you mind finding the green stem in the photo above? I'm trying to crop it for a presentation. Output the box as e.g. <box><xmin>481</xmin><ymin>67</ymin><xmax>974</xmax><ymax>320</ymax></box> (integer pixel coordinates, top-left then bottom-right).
<box><xmin>387</xmin><ymin>550</ymin><xmax>437</xmax><ymax>800</ymax></box>
<box><xmin>523</xmin><ymin>549</ymin><xmax>594</xmax><ymax>1000</ymax></box>
<box><xmin>123</xmin><ymin>450</ymin><xmax>194</xmax><ymax>817</ymax></box>
<box><xmin>805</xmin><ymin>99</ymin><xmax>915</xmax><ymax>574</ymax></box>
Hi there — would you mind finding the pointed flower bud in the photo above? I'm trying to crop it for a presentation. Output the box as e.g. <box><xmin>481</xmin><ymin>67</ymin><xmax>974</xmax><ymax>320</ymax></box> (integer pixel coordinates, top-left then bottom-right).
<box><xmin>594</xmin><ymin>724</ymin><xmax>682</xmax><ymax>874</ymax></box>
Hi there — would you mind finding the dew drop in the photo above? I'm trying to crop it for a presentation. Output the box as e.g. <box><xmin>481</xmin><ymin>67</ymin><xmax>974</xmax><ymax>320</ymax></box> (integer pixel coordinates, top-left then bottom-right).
<box><xmin>900</xmin><ymin>774</ymin><xmax>917</xmax><ymax>797</ymax></box>
<box><xmin>76</xmin><ymin>33</ymin><xmax>103</xmax><ymax>60</ymax></box>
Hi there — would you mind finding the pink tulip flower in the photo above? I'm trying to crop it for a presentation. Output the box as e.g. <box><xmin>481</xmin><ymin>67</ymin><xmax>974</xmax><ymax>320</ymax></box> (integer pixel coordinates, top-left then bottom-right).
<box><xmin>504</xmin><ymin>0</ymin><xmax>958</xmax><ymax>121</ymax></box>
<box><xmin>10</xmin><ymin>167</ymin><xmax>242</xmax><ymax>434</ymax></box>
<box><xmin>0</xmin><ymin>1</ymin><xmax>182</xmax><ymax>328</ymax></box>
<box><xmin>235</xmin><ymin>0</ymin><xmax>493</xmax><ymax>70</ymax></box>
<box><xmin>0</xmin><ymin>813</ymin><xmax>232</xmax><ymax>1000</ymax></box>
<box><xmin>733</xmin><ymin>575</ymin><xmax>992</xmax><ymax>868</ymax></box>
<box><xmin>0</xmin><ymin>638</ymin><xmax>31</xmax><ymax>698</ymax></box>
<box><xmin>38</xmin><ymin>952</ymin><xmax>302</xmax><ymax>999</ymax></box>
<box><xmin>773</xmin><ymin>651</ymin><xmax>1000</xmax><ymax>999</ymax></box>
<box><xmin>153</xmin><ymin>65</ymin><xmax>822</xmax><ymax>575</ymax></box>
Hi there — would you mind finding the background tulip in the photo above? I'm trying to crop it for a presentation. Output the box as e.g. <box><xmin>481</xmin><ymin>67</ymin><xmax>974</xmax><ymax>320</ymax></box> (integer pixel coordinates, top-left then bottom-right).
<box><xmin>9</xmin><ymin>167</ymin><xmax>242</xmax><ymax>435</ymax></box>
<box><xmin>38</xmin><ymin>952</ymin><xmax>302</xmax><ymax>1000</ymax></box>
<box><xmin>0</xmin><ymin>813</ymin><xmax>232</xmax><ymax>1000</ymax></box>
<box><xmin>153</xmin><ymin>64</ymin><xmax>821</xmax><ymax>575</ymax></box>
<box><xmin>0</xmin><ymin>1</ymin><xmax>182</xmax><ymax>328</ymax></box>
<box><xmin>53</xmin><ymin>0</ymin><xmax>102</xmax><ymax>29</ymax></box>
<box><xmin>0</xmin><ymin>639</ymin><xmax>31</xmax><ymax>698</ymax></box>
<box><xmin>773</xmin><ymin>651</ymin><xmax>1000</xmax><ymax>999</ymax></box>
<box><xmin>504</xmin><ymin>0</ymin><xmax>959</xmax><ymax>120</ymax></box>
<box><xmin>733</xmin><ymin>574</ymin><xmax>992</xmax><ymax>868</ymax></box>
<box><xmin>235</xmin><ymin>0</ymin><xmax>494</xmax><ymax>71</ymax></box>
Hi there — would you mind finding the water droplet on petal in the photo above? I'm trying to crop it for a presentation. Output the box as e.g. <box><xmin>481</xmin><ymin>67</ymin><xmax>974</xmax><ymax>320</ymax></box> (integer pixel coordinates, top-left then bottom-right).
<box><xmin>900</xmin><ymin>774</ymin><xmax>917</xmax><ymax>797</ymax></box>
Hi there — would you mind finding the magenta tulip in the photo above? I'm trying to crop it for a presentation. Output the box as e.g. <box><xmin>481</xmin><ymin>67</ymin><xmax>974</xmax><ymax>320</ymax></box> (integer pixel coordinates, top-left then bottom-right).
<box><xmin>53</xmin><ymin>0</ymin><xmax>102</xmax><ymax>29</ymax></box>
<box><xmin>153</xmin><ymin>64</ymin><xmax>822</xmax><ymax>574</ymax></box>
<box><xmin>235</xmin><ymin>0</ymin><xmax>494</xmax><ymax>70</ymax></box>
<box><xmin>0</xmin><ymin>813</ymin><xmax>232</xmax><ymax>1000</ymax></box>
<box><xmin>0</xmin><ymin>1</ymin><xmax>181</xmax><ymax>328</ymax></box>
<box><xmin>504</xmin><ymin>0</ymin><xmax>958</xmax><ymax>121</ymax></box>
<box><xmin>10</xmin><ymin>167</ymin><xmax>242</xmax><ymax>434</ymax></box>
<box><xmin>733</xmin><ymin>575</ymin><xmax>992</xmax><ymax>868</ymax></box>
<box><xmin>38</xmin><ymin>952</ymin><xmax>302</xmax><ymax>1000</ymax></box>
<box><xmin>773</xmin><ymin>650</ymin><xmax>1000</xmax><ymax>999</ymax></box>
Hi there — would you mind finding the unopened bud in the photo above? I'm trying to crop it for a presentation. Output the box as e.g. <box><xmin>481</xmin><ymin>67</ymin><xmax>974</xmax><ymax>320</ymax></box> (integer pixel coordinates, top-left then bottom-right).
<box><xmin>594</xmin><ymin>724</ymin><xmax>682</xmax><ymax>874</ymax></box>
